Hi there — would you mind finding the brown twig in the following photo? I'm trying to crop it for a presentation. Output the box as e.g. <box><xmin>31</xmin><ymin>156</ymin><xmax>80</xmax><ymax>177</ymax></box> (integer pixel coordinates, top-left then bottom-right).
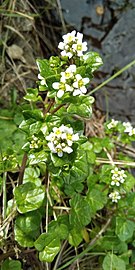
<box><xmin>18</xmin><ymin>153</ymin><xmax>28</xmax><ymax>186</ymax></box>
<box><xmin>51</xmin><ymin>103</ymin><xmax>65</xmax><ymax>114</ymax></box>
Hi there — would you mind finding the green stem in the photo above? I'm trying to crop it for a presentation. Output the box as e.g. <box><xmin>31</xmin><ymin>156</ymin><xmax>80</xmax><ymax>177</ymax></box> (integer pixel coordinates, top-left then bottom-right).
<box><xmin>2</xmin><ymin>172</ymin><xmax>7</xmax><ymax>221</ymax></box>
<box><xmin>90</xmin><ymin>59</ymin><xmax>135</xmax><ymax>95</ymax></box>
<box><xmin>57</xmin><ymin>217</ymin><xmax>112</xmax><ymax>270</ymax></box>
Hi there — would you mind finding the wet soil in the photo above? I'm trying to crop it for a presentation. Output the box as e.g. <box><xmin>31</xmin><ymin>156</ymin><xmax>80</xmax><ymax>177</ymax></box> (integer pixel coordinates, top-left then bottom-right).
<box><xmin>61</xmin><ymin>0</ymin><xmax>135</xmax><ymax>121</ymax></box>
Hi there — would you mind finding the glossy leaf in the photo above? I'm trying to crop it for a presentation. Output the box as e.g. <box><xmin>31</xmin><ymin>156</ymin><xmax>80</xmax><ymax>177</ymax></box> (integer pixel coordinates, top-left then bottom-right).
<box><xmin>86</xmin><ymin>188</ymin><xmax>107</xmax><ymax>215</ymax></box>
<box><xmin>14</xmin><ymin>182</ymin><xmax>45</xmax><ymax>213</ymax></box>
<box><xmin>69</xmin><ymin>193</ymin><xmax>91</xmax><ymax>230</ymax></box>
<box><xmin>115</xmin><ymin>217</ymin><xmax>135</xmax><ymax>242</ymax></box>
<box><xmin>103</xmin><ymin>253</ymin><xmax>126</xmax><ymax>270</ymax></box>
<box><xmin>1</xmin><ymin>259</ymin><xmax>22</xmax><ymax>270</ymax></box>
<box><xmin>83</xmin><ymin>52</ymin><xmax>103</xmax><ymax>72</ymax></box>
<box><xmin>15</xmin><ymin>211</ymin><xmax>42</xmax><ymax>247</ymax></box>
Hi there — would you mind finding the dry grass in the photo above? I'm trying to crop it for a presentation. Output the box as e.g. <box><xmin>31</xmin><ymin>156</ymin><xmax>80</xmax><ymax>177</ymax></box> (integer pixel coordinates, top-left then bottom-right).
<box><xmin>0</xmin><ymin>0</ymin><xmax>68</xmax><ymax>106</ymax></box>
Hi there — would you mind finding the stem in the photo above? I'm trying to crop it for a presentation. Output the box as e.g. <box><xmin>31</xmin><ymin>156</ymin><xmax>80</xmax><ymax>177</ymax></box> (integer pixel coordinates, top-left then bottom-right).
<box><xmin>2</xmin><ymin>172</ymin><xmax>7</xmax><ymax>222</ymax></box>
<box><xmin>90</xmin><ymin>59</ymin><xmax>135</xmax><ymax>95</ymax></box>
<box><xmin>53</xmin><ymin>241</ymin><xmax>68</xmax><ymax>270</ymax></box>
<box><xmin>57</xmin><ymin>217</ymin><xmax>112</xmax><ymax>270</ymax></box>
<box><xmin>18</xmin><ymin>153</ymin><xmax>28</xmax><ymax>186</ymax></box>
<box><xmin>53</xmin><ymin>206</ymin><xmax>70</xmax><ymax>211</ymax></box>
<box><xmin>51</xmin><ymin>103</ymin><xmax>65</xmax><ymax>114</ymax></box>
<box><xmin>45</xmin><ymin>99</ymin><xmax>55</xmax><ymax>114</ymax></box>
<box><xmin>96</xmin><ymin>158</ymin><xmax>135</xmax><ymax>167</ymax></box>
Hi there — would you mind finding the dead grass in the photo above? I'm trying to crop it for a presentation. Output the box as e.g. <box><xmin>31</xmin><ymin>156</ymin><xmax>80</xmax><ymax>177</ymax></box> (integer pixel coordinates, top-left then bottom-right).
<box><xmin>0</xmin><ymin>0</ymin><xmax>68</xmax><ymax>106</ymax></box>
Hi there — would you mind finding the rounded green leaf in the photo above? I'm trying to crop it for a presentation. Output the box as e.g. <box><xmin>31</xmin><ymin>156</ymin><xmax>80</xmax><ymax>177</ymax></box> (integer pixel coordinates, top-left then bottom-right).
<box><xmin>14</xmin><ymin>182</ymin><xmax>45</xmax><ymax>213</ymax></box>
<box><xmin>103</xmin><ymin>253</ymin><xmax>126</xmax><ymax>270</ymax></box>
<box><xmin>1</xmin><ymin>259</ymin><xmax>21</xmax><ymax>270</ymax></box>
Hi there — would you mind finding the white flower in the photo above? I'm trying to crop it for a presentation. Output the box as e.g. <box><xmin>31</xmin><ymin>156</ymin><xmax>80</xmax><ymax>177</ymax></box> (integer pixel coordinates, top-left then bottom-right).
<box><xmin>111</xmin><ymin>167</ymin><xmax>127</xmax><ymax>186</ymax></box>
<box><xmin>58</xmin><ymin>31</ymin><xmax>88</xmax><ymax>58</ymax></box>
<box><xmin>52</xmin><ymin>81</ymin><xmax>73</xmax><ymax>98</ymax></box>
<box><xmin>30</xmin><ymin>135</ymin><xmax>41</xmax><ymax>149</ymax></box>
<box><xmin>46</xmin><ymin>125</ymin><xmax>79</xmax><ymax>157</ymax></box>
<box><xmin>38</xmin><ymin>74</ymin><xmax>46</xmax><ymax>86</ymax></box>
<box><xmin>58</xmin><ymin>42</ymin><xmax>65</xmax><ymax>50</ymax></box>
<box><xmin>73</xmin><ymin>74</ymin><xmax>89</xmax><ymax>95</ymax></box>
<box><xmin>72</xmin><ymin>41</ymin><xmax>87</xmax><ymax>56</ymax></box>
<box><xmin>107</xmin><ymin>119</ymin><xmax>119</xmax><ymax>129</ymax></box>
<box><xmin>109</xmin><ymin>191</ymin><xmax>121</xmax><ymax>203</ymax></box>
<box><xmin>61</xmin><ymin>65</ymin><xmax>76</xmax><ymax>82</ymax></box>
<box><xmin>63</xmin><ymin>146</ymin><xmax>73</xmax><ymax>154</ymax></box>
<box><xmin>128</xmin><ymin>128</ymin><xmax>135</xmax><ymax>136</ymax></box>
<box><xmin>63</xmin><ymin>30</ymin><xmax>76</xmax><ymax>44</ymax></box>
<box><xmin>111</xmin><ymin>179</ymin><xmax>120</xmax><ymax>187</ymax></box>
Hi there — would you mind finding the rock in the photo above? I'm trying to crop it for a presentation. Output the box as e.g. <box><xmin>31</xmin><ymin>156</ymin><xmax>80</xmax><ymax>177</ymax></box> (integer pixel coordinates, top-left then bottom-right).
<box><xmin>101</xmin><ymin>9</ymin><xmax>135</xmax><ymax>73</ymax></box>
<box><xmin>7</xmin><ymin>44</ymin><xmax>26</xmax><ymax>63</ymax></box>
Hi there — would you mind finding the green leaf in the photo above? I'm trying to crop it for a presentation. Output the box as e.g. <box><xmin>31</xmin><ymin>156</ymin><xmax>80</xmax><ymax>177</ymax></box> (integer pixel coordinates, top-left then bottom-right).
<box><xmin>81</xmin><ymin>141</ymin><xmax>96</xmax><ymax>164</ymax></box>
<box><xmin>24</xmin><ymin>88</ymin><xmax>42</xmax><ymax>102</ymax></box>
<box><xmin>35</xmin><ymin>232</ymin><xmax>61</xmax><ymax>262</ymax></box>
<box><xmin>14</xmin><ymin>182</ymin><xmax>45</xmax><ymax>213</ymax></box>
<box><xmin>103</xmin><ymin>253</ymin><xmax>126</xmax><ymax>270</ymax></box>
<box><xmin>39</xmin><ymin>237</ymin><xmax>61</xmax><ymax>262</ymax></box>
<box><xmin>23</xmin><ymin>167</ymin><xmax>41</xmax><ymax>186</ymax></box>
<box><xmin>63</xmin><ymin>149</ymin><xmax>89</xmax><ymax>196</ymax></box>
<box><xmin>67</xmin><ymin>95</ymin><xmax>94</xmax><ymax>118</ymax></box>
<box><xmin>37</xmin><ymin>59</ymin><xmax>55</xmax><ymax>78</ymax></box>
<box><xmin>29</xmin><ymin>121</ymin><xmax>42</xmax><ymax>135</ymax></box>
<box><xmin>19</xmin><ymin>119</ymin><xmax>35</xmax><ymax>133</ymax></box>
<box><xmin>122</xmin><ymin>173</ymin><xmax>135</xmax><ymax>192</ymax></box>
<box><xmin>97</xmin><ymin>235</ymin><xmax>127</xmax><ymax>254</ymax></box>
<box><xmin>83</xmin><ymin>52</ymin><xmax>103</xmax><ymax>72</ymax></box>
<box><xmin>15</xmin><ymin>211</ymin><xmax>42</xmax><ymax>247</ymax></box>
<box><xmin>1</xmin><ymin>259</ymin><xmax>21</xmax><ymax>270</ymax></box>
<box><xmin>86</xmin><ymin>188</ymin><xmax>107</xmax><ymax>215</ymax></box>
<box><xmin>115</xmin><ymin>217</ymin><xmax>135</xmax><ymax>242</ymax></box>
<box><xmin>69</xmin><ymin>194</ymin><xmax>91</xmax><ymax>230</ymax></box>
<box><xmin>23</xmin><ymin>109</ymin><xmax>43</xmax><ymax>121</ymax></box>
<box><xmin>50</xmin><ymin>153</ymin><xmax>67</xmax><ymax>167</ymax></box>
<box><xmin>29</xmin><ymin>150</ymin><xmax>48</xmax><ymax>165</ymax></box>
<box><xmin>68</xmin><ymin>228</ymin><xmax>83</xmax><ymax>247</ymax></box>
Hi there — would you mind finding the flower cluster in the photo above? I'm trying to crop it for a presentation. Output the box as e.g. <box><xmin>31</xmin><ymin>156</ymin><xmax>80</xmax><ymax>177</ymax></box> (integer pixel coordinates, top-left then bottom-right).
<box><xmin>30</xmin><ymin>135</ymin><xmax>41</xmax><ymax>149</ymax></box>
<box><xmin>46</xmin><ymin>125</ymin><xmax>79</xmax><ymax>157</ymax></box>
<box><xmin>111</xmin><ymin>167</ymin><xmax>127</xmax><ymax>186</ymax></box>
<box><xmin>123</xmin><ymin>122</ymin><xmax>135</xmax><ymax>136</ymax></box>
<box><xmin>107</xmin><ymin>119</ymin><xmax>119</xmax><ymax>129</ymax></box>
<box><xmin>109</xmin><ymin>167</ymin><xmax>127</xmax><ymax>203</ymax></box>
<box><xmin>109</xmin><ymin>191</ymin><xmax>121</xmax><ymax>203</ymax></box>
<box><xmin>52</xmin><ymin>64</ymin><xmax>89</xmax><ymax>98</ymax></box>
<box><xmin>58</xmin><ymin>30</ymin><xmax>87</xmax><ymax>58</ymax></box>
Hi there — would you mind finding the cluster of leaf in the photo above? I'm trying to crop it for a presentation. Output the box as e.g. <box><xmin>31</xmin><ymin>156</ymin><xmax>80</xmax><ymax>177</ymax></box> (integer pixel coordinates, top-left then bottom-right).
<box><xmin>1</xmin><ymin>42</ymin><xmax>135</xmax><ymax>270</ymax></box>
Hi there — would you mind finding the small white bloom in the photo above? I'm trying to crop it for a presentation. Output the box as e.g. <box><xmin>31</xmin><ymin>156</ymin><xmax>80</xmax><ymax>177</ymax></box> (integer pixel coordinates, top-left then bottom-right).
<box><xmin>128</xmin><ymin>128</ymin><xmax>135</xmax><ymax>136</ymax></box>
<box><xmin>107</xmin><ymin>119</ymin><xmax>119</xmax><ymax>129</ymax></box>
<box><xmin>38</xmin><ymin>74</ymin><xmax>46</xmax><ymax>86</ymax></box>
<box><xmin>72</xmin><ymin>41</ymin><xmax>87</xmax><ymax>56</ymax></box>
<box><xmin>111</xmin><ymin>167</ymin><xmax>126</xmax><ymax>186</ymax></box>
<box><xmin>57</xmin><ymin>90</ymin><xmax>64</xmax><ymax>98</ymax></box>
<box><xmin>61</xmin><ymin>64</ymin><xmax>76</xmax><ymax>82</ymax></box>
<box><xmin>63</xmin><ymin>146</ymin><xmax>73</xmax><ymax>154</ymax></box>
<box><xmin>109</xmin><ymin>191</ymin><xmax>121</xmax><ymax>203</ymax></box>
<box><xmin>73</xmin><ymin>74</ymin><xmax>89</xmax><ymax>95</ymax></box>
<box><xmin>58</xmin><ymin>42</ymin><xmax>65</xmax><ymax>50</ymax></box>
<box><xmin>46</xmin><ymin>125</ymin><xmax>79</xmax><ymax>157</ymax></box>
<box><xmin>52</xmin><ymin>81</ymin><xmax>73</xmax><ymax>98</ymax></box>
<box><xmin>111</xmin><ymin>180</ymin><xmax>120</xmax><ymax>187</ymax></box>
<box><xmin>63</xmin><ymin>30</ymin><xmax>76</xmax><ymax>44</ymax></box>
<box><xmin>48</xmin><ymin>142</ymin><xmax>56</xmax><ymax>153</ymax></box>
<box><xmin>76</xmin><ymin>32</ymin><xmax>83</xmax><ymax>42</ymax></box>
<box><xmin>123</xmin><ymin>122</ymin><xmax>132</xmax><ymax>133</ymax></box>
